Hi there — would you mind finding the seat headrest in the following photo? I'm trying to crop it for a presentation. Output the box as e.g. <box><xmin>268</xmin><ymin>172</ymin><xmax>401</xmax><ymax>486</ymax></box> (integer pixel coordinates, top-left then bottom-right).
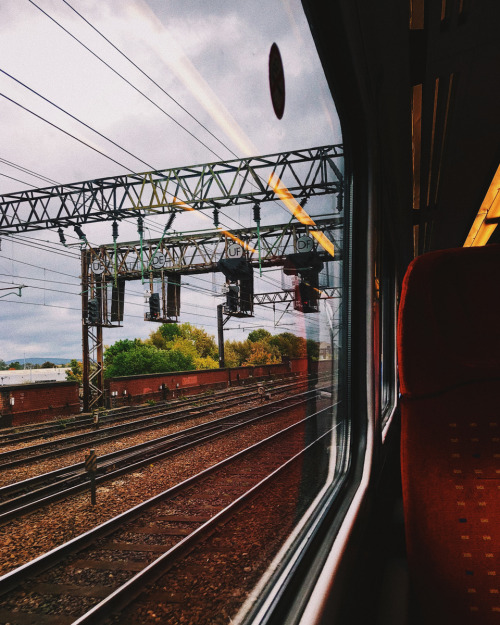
<box><xmin>397</xmin><ymin>245</ymin><xmax>500</xmax><ymax>398</ymax></box>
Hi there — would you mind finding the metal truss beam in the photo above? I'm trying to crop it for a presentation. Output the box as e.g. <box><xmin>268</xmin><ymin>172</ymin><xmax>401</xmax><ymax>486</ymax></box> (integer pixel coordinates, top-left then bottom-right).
<box><xmin>0</xmin><ymin>145</ymin><xmax>343</xmax><ymax>233</ymax></box>
<box><xmin>87</xmin><ymin>218</ymin><xmax>341</xmax><ymax>281</ymax></box>
<box><xmin>253</xmin><ymin>288</ymin><xmax>341</xmax><ymax>305</ymax></box>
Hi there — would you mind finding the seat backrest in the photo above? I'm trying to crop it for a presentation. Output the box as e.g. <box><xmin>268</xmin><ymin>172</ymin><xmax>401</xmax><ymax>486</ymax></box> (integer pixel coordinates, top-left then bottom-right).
<box><xmin>398</xmin><ymin>245</ymin><xmax>500</xmax><ymax>624</ymax></box>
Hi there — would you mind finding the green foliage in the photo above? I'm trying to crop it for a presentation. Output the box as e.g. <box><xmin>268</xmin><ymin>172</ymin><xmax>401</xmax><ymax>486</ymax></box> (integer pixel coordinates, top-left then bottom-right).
<box><xmin>247</xmin><ymin>328</ymin><xmax>272</xmax><ymax>343</ymax></box>
<box><xmin>223</xmin><ymin>339</ymin><xmax>252</xmax><ymax>367</ymax></box>
<box><xmin>194</xmin><ymin>355</ymin><xmax>218</xmax><ymax>370</ymax></box>
<box><xmin>306</xmin><ymin>339</ymin><xmax>320</xmax><ymax>360</ymax></box>
<box><xmin>104</xmin><ymin>322</ymin><xmax>312</xmax><ymax>378</ymax></box>
<box><xmin>105</xmin><ymin>343</ymin><xmax>195</xmax><ymax>378</ymax></box>
<box><xmin>8</xmin><ymin>361</ymin><xmax>22</xmax><ymax>370</ymax></box>
<box><xmin>177</xmin><ymin>323</ymin><xmax>218</xmax><ymax>358</ymax></box>
<box><xmin>0</xmin><ymin>359</ymin><xmax>8</xmax><ymax>371</ymax></box>
<box><xmin>246</xmin><ymin>340</ymin><xmax>281</xmax><ymax>365</ymax></box>
<box><xmin>224</xmin><ymin>330</ymin><xmax>314</xmax><ymax>367</ymax></box>
<box><xmin>269</xmin><ymin>332</ymin><xmax>307</xmax><ymax>358</ymax></box>
<box><xmin>66</xmin><ymin>359</ymin><xmax>83</xmax><ymax>384</ymax></box>
<box><xmin>159</xmin><ymin>324</ymin><xmax>181</xmax><ymax>342</ymax></box>
<box><xmin>147</xmin><ymin>328</ymin><xmax>168</xmax><ymax>350</ymax></box>
<box><xmin>169</xmin><ymin>337</ymin><xmax>198</xmax><ymax>360</ymax></box>
<box><xmin>104</xmin><ymin>338</ymin><xmax>142</xmax><ymax>369</ymax></box>
<box><xmin>41</xmin><ymin>361</ymin><xmax>56</xmax><ymax>369</ymax></box>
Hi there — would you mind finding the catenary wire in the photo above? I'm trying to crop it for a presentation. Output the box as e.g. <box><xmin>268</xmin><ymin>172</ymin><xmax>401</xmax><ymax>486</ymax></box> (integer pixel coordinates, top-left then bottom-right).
<box><xmin>0</xmin><ymin>157</ymin><xmax>57</xmax><ymax>185</ymax></box>
<box><xmin>28</xmin><ymin>0</ymin><xmax>225</xmax><ymax>162</ymax></box>
<box><xmin>0</xmin><ymin>67</ymin><xmax>155</xmax><ymax>171</ymax></box>
<box><xmin>62</xmin><ymin>0</ymin><xmax>238</xmax><ymax>160</ymax></box>
<box><xmin>0</xmin><ymin>90</ymin><xmax>133</xmax><ymax>172</ymax></box>
<box><xmin>25</xmin><ymin>0</ymin><xmax>289</xmax><ymax>228</ymax></box>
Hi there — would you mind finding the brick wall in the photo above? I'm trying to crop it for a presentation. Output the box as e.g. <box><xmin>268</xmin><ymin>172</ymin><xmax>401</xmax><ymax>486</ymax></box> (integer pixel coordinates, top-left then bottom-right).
<box><xmin>0</xmin><ymin>381</ymin><xmax>80</xmax><ymax>427</ymax></box>
<box><xmin>0</xmin><ymin>359</ymin><xmax>313</xmax><ymax>426</ymax></box>
<box><xmin>105</xmin><ymin>359</ymin><xmax>307</xmax><ymax>408</ymax></box>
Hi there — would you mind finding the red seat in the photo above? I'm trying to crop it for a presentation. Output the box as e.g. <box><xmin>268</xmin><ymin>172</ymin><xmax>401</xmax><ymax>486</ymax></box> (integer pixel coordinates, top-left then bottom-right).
<box><xmin>398</xmin><ymin>245</ymin><xmax>500</xmax><ymax>623</ymax></box>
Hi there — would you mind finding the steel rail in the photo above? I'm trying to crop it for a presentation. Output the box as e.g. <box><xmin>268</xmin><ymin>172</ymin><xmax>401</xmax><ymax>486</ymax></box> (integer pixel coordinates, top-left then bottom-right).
<box><xmin>0</xmin><ymin>373</ymin><xmax>308</xmax><ymax>446</ymax></box>
<box><xmin>0</xmin><ymin>376</ymin><xmax>315</xmax><ymax>468</ymax></box>
<box><xmin>72</xmin><ymin>422</ymin><xmax>340</xmax><ymax>625</ymax></box>
<box><xmin>0</xmin><ymin>403</ymin><xmax>338</xmax><ymax>605</ymax></box>
<box><xmin>0</xmin><ymin>387</ymin><xmax>331</xmax><ymax>523</ymax></box>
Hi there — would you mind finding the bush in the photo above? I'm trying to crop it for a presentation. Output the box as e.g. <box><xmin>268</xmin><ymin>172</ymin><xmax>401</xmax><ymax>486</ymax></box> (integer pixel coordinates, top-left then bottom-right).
<box><xmin>104</xmin><ymin>344</ymin><xmax>195</xmax><ymax>378</ymax></box>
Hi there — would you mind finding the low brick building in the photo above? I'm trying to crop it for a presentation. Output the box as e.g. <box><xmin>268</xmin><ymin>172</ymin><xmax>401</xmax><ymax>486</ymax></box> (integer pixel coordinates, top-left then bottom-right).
<box><xmin>0</xmin><ymin>381</ymin><xmax>80</xmax><ymax>427</ymax></box>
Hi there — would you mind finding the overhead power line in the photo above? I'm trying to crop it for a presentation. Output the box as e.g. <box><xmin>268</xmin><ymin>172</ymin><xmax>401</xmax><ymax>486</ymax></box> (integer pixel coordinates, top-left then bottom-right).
<box><xmin>0</xmin><ymin>157</ymin><xmax>58</xmax><ymax>185</ymax></box>
<box><xmin>0</xmin><ymin>67</ymin><xmax>154</xmax><ymax>171</ymax></box>
<box><xmin>0</xmin><ymin>90</ymin><xmax>133</xmax><ymax>172</ymax></box>
<box><xmin>0</xmin><ymin>171</ymin><xmax>39</xmax><ymax>188</ymax></box>
<box><xmin>62</xmin><ymin>0</ymin><xmax>238</xmax><ymax>161</ymax></box>
<box><xmin>28</xmin><ymin>0</ymin><xmax>225</xmax><ymax>161</ymax></box>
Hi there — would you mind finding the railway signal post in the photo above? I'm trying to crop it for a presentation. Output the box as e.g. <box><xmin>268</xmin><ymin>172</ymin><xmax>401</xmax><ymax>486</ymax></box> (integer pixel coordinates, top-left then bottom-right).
<box><xmin>85</xmin><ymin>448</ymin><xmax>97</xmax><ymax>506</ymax></box>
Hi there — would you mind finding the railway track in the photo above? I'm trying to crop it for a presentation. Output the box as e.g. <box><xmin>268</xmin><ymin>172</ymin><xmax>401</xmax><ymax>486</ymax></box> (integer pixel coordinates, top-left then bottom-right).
<box><xmin>0</xmin><ymin>373</ymin><xmax>309</xmax><ymax>446</ymax></box>
<box><xmin>0</xmin><ymin>387</ymin><xmax>330</xmax><ymax>524</ymax></box>
<box><xmin>0</xmin><ymin>403</ymin><xmax>339</xmax><ymax>625</ymax></box>
<box><xmin>0</xmin><ymin>376</ymin><xmax>317</xmax><ymax>469</ymax></box>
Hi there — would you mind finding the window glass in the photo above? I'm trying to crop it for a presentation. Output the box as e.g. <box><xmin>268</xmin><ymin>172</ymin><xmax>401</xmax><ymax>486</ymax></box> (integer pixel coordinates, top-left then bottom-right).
<box><xmin>0</xmin><ymin>1</ymin><xmax>351</xmax><ymax>623</ymax></box>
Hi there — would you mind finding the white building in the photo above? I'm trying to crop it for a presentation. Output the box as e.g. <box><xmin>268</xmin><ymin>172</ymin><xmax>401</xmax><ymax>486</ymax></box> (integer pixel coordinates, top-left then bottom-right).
<box><xmin>0</xmin><ymin>368</ymin><xmax>71</xmax><ymax>386</ymax></box>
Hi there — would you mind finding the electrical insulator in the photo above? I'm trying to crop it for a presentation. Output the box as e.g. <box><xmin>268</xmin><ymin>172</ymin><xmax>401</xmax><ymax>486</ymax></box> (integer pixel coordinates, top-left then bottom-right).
<box><xmin>74</xmin><ymin>224</ymin><xmax>86</xmax><ymax>242</ymax></box>
<box><xmin>213</xmin><ymin>208</ymin><xmax>219</xmax><ymax>228</ymax></box>
<box><xmin>58</xmin><ymin>228</ymin><xmax>67</xmax><ymax>246</ymax></box>
<box><xmin>112</xmin><ymin>221</ymin><xmax>119</xmax><ymax>240</ymax></box>
<box><xmin>88</xmin><ymin>298</ymin><xmax>99</xmax><ymax>324</ymax></box>
<box><xmin>149</xmin><ymin>293</ymin><xmax>161</xmax><ymax>318</ymax></box>
<box><xmin>166</xmin><ymin>212</ymin><xmax>176</xmax><ymax>230</ymax></box>
<box><xmin>137</xmin><ymin>216</ymin><xmax>144</xmax><ymax>236</ymax></box>
<box><xmin>226</xmin><ymin>284</ymin><xmax>239</xmax><ymax>313</ymax></box>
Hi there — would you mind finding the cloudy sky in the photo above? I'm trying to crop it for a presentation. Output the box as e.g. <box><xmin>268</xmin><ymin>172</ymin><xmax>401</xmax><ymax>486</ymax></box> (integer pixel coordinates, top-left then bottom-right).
<box><xmin>0</xmin><ymin>0</ymin><xmax>342</xmax><ymax>362</ymax></box>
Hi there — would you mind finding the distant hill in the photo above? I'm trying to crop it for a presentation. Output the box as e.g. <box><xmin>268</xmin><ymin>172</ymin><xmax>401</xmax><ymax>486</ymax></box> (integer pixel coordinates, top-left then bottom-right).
<box><xmin>6</xmin><ymin>358</ymin><xmax>74</xmax><ymax>366</ymax></box>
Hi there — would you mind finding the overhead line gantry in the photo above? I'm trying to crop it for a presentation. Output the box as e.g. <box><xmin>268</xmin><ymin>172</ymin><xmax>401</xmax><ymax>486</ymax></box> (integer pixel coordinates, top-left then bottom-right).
<box><xmin>0</xmin><ymin>145</ymin><xmax>343</xmax><ymax>233</ymax></box>
<box><xmin>0</xmin><ymin>145</ymin><xmax>344</xmax><ymax>411</ymax></box>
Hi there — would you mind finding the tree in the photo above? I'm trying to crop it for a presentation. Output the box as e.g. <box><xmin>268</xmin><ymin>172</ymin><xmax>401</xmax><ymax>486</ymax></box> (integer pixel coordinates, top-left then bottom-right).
<box><xmin>224</xmin><ymin>339</ymin><xmax>252</xmax><ymax>367</ymax></box>
<box><xmin>269</xmin><ymin>332</ymin><xmax>307</xmax><ymax>358</ymax></box>
<box><xmin>0</xmin><ymin>360</ymin><xmax>8</xmax><ymax>371</ymax></box>
<box><xmin>146</xmin><ymin>323</ymin><xmax>218</xmax><ymax>369</ymax></box>
<box><xmin>246</xmin><ymin>340</ymin><xmax>281</xmax><ymax>365</ymax></box>
<box><xmin>306</xmin><ymin>339</ymin><xmax>320</xmax><ymax>360</ymax></box>
<box><xmin>41</xmin><ymin>361</ymin><xmax>56</xmax><ymax>369</ymax></box>
<box><xmin>66</xmin><ymin>359</ymin><xmax>83</xmax><ymax>384</ymax></box>
<box><xmin>159</xmin><ymin>323</ymin><xmax>181</xmax><ymax>342</ymax></box>
<box><xmin>193</xmin><ymin>355</ymin><xmax>218</xmax><ymax>370</ymax></box>
<box><xmin>177</xmin><ymin>323</ymin><xmax>218</xmax><ymax>359</ymax></box>
<box><xmin>104</xmin><ymin>339</ymin><xmax>143</xmax><ymax>369</ymax></box>
<box><xmin>104</xmin><ymin>343</ymin><xmax>195</xmax><ymax>378</ymax></box>
<box><xmin>248</xmin><ymin>329</ymin><xmax>272</xmax><ymax>343</ymax></box>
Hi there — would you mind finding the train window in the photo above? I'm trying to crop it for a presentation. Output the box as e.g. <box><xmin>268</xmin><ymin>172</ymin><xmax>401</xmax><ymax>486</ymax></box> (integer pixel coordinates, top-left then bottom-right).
<box><xmin>0</xmin><ymin>2</ymin><xmax>357</xmax><ymax>624</ymax></box>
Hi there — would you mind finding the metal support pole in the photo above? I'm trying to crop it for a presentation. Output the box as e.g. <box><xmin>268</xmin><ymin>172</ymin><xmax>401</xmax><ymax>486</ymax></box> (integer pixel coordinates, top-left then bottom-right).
<box><xmin>96</xmin><ymin>324</ymin><xmax>104</xmax><ymax>406</ymax></box>
<box><xmin>217</xmin><ymin>304</ymin><xmax>225</xmax><ymax>369</ymax></box>
<box><xmin>82</xmin><ymin>250</ymin><xmax>90</xmax><ymax>413</ymax></box>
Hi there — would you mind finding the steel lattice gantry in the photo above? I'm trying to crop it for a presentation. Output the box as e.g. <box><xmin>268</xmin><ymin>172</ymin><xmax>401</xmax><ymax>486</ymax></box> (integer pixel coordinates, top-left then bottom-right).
<box><xmin>85</xmin><ymin>217</ymin><xmax>342</xmax><ymax>281</ymax></box>
<box><xmin>0</xmin><ymin>144</ymin><xmax>344</xmax><ymax>412</ymax></box>
<box><xmin>82</xmin><ymin>218</ymin><xmax>342</xmax><ymax>410</ymax></box>
<box><xmin>0</xmin><ymin>145</ymin><xmax>343</xmax><ymax>233</ymax></box>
